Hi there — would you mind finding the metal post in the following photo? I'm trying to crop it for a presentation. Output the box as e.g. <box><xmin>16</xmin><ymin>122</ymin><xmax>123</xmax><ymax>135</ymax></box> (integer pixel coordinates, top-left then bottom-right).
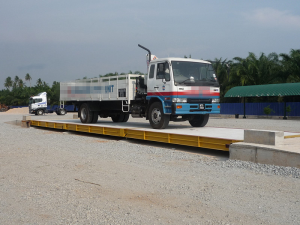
<box><xmin>243</xmin><ymin>97</ymin><xmax>246</xmax><ymax>119</ymax></box>
<box><xmin>283</xmin><ymin>100</ymin><xmax>287</xmax><ymax>120</ymax></box>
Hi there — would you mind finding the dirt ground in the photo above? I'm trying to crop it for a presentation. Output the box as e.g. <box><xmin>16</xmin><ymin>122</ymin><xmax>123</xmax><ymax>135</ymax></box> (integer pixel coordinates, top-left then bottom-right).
<box><xmin>1</xmin><ymin>112</ymin><xmax>300</xmax><ymax>224</ymax></box>
<box><xmin>2</xmin><ymin>107</ymin><xmax>29</xmax><ymax>114</ymax></box>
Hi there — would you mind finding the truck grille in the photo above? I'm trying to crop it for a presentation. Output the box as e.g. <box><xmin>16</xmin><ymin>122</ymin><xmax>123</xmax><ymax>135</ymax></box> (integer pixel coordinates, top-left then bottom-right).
<box><xmin>187</xmin><ymin>98</ymin><xmax>212</xmax><ymax>103</ymax></box>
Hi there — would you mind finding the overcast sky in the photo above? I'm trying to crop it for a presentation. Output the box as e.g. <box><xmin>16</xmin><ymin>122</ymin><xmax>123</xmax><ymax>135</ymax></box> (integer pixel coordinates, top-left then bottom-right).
<box><xmin>1</xmin><ymin>0</ymin><xmax>300</xmax><ymax>88</ymax></box>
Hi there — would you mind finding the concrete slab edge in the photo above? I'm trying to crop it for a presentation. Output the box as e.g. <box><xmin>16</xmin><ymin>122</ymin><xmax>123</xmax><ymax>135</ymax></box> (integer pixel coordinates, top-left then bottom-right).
<box><xmin>211</xmin><ymin>114</ymin><xmax>300</xmax><ymax>120</ymax></box>
<box><xmin>230</xmin><ymin>142</ymin><xmax>300</xmax><ymax>168</ymax></box>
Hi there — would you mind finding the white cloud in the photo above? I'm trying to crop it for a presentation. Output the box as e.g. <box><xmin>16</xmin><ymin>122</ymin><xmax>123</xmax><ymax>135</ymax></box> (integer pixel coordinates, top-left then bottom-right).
<box><xmin>244</xmin><ymin>8</ymin><xmax>300</xmax><ymax>29</ymax></box>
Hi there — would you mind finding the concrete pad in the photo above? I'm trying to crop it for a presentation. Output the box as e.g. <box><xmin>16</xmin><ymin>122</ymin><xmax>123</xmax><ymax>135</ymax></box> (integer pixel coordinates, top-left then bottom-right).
<box><xmin>230</xmin><ymin>141</ymin><xmax>300</xmax><ymax>168</ymax></box>
<box><xmin>73</xmin><ymin>114</ymin><xmax>78</xmax><ymax>119</ymax></box>
<box><xmin>229</xmin><ymin>144</ymin><xmax>256</xmax><ymax>162</ymax></box>
<box><xmin>21</xmin><ymin>120</ymin><xmax>30</xmax><ymax>128</ymax></box>
<box><xmin>22</xmin><ymin>115</ymin><xmax>31</xmax><ymax>121</ymax></box>
<box><xmin>244</xmin><ymin>129</ymin><xmax>284</xmax><ymax>146</ymax></box>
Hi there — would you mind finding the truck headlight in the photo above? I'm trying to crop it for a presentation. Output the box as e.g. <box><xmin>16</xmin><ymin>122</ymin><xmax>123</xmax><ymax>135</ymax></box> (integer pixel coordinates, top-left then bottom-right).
<box><xmin>212</xmin><ymin>98</ymin><xmax>220</xmax><ymax>103</ymax></box>
<box><xmin>172</xmin><ymin>98</ymin><xmax>187</xmax><ymax>103</ymax></box>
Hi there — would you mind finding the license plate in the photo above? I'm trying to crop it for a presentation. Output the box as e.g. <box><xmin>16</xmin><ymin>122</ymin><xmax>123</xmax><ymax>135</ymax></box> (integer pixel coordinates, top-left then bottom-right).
<box><xmin>199</xmin><ymin>104</ymin><xmax>205</xmax><ymax>110</ymax></box>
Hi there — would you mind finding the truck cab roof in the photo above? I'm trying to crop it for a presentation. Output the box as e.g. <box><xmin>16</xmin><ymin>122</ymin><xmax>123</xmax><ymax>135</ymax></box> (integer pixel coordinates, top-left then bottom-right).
<box><xmin>150</xmin><ymin>57</ymin><xmax>211</xmax><ymax>64</ymax></box>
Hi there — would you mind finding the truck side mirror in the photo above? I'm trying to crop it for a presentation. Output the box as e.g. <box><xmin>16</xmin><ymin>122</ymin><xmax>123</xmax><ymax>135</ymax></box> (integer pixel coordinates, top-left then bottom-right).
<box><xmin>165</xmin><ymin>73</ymin><xmax>170</xmax><ymax>81</ymax></box>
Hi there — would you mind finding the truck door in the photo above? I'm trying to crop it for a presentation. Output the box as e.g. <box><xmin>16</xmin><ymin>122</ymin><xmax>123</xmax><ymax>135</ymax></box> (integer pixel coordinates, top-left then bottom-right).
<box><xmin>147</xmin><ymin>61</ymin><xmax>173</xmax><ymax>113</ymax></box>
<box><xmin>147</xmin><ymin>61</ymin><xmax>172</xmax><ymax>99</ymax></box>
<box><xmin>147</xmin><ymin>63</ymin><xmax>156</xmax><ymax>96</ymax></box>
<box><xmin>156</xmin><ymin>61</ymin><xmax>172</xmax><ymax>98</ymax></box>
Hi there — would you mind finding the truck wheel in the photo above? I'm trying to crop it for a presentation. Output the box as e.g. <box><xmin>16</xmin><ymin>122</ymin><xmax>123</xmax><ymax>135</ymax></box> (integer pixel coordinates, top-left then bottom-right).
<box><xmin>122</xmin><ymin>113</ymin><xmax>130</xmax><ymax>122</ymax></box>
<box><xmin>59</xmin><ymin>108</ymin><xmax>66</xmax><ymax>115</ymax></box>
<box><xmin>91</xmin><ymin>112</ymin><xmax>98</xmax><ymax>123</ymax></box>
<box><xmin>189</xmin><ymin>114</ymin><xmax>209</xmax><ymax>127</ymax></box>
<box><xmin>149</xmin><ymin>102</ymin><xmax>170</xmax><ymax>129</ymax></box>
<box><xmin>111</xmin><ymin>113</ymin><xmax>125</xmax><ymax>122</ymax></box>
<box><xmin>80</xmin><ymin>103</ymin><xmax>93</xmax><ymax>123</ymax></box>
<box><xmin>37</xmin><ymin>109</ymin><xmax>44</xmax><ymax>115</ymax></box>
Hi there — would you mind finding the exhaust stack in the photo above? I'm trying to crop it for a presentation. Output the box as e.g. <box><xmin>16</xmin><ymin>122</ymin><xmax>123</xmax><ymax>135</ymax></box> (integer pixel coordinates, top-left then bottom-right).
<box><xmin>138</xmin><ymin>44</ymin><xmax>151</xmax><ymax>63</ymax></box>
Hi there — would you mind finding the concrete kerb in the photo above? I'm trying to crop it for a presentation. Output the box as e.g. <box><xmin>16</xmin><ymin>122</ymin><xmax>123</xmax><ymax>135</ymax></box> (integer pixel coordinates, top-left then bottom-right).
<box><xmin>244</xmin><ymin>130</ymin><xmax>284</xmax><ymax>146</ymax></box>
<box><xmin>229</xmin><ymin>142</ymin><xmax>300</xmax><ymax>168</ymax></box>
<box><xmin>21</xmin><ymin>115</ymin><xmax>31</xmax><ymax>128</ymax></box>
<box><xmin>229</xmin><ymin>129</ymin><xmax>300</xmax><ymax>168</ymax></box>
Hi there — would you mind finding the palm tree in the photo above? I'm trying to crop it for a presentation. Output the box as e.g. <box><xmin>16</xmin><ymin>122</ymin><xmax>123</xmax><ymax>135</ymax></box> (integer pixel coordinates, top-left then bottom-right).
<box><xmin>210</xmin><ymin>58</ymin><xmax>232</xmax><ymax>100</ymax></box>
<box><xmin>25</xmin><ymin>73</ymin><xmax>32</xmax><ymax>88</ymax></box>
<box><xmin>248</xmin><ymin>52</ymin><xmax>279</xmax><ymax>85</ymax></box>
<box><xmin>279</xmin><ymin>49</ymin><xmax>300</xmax><ymax>83</ymax></box>
<box><xmin>230</xmin><ymin>56</ymin><xmax>251</xmax><ymax>86</ymax></box>
<box><xmin>18</xmin><ymin>79</ymin><xmax>24</xmax><ymax>88</ymax></box>
<box><xmin>230</xmin><ymin>52</ymin><xmax>279</xmax><ymax>87</ymax></box>
<box><xmin>4</xmin><ymin>76</ymin><xmax>13</xmax><ymax>90</ymax></box>
<box><xmin>36</xmin><ymin>78</ymin><xmax>43</xmax><ymax>86</ymax></box>
<box><xmin>42</xmin><ymin>81</ymin><xmax>49</xmax><ymax>88</ymax></box>
<box><xmin>13</xmin><ymin>76</ymin><xmax>20</xmax><ymax>88</ymax></box>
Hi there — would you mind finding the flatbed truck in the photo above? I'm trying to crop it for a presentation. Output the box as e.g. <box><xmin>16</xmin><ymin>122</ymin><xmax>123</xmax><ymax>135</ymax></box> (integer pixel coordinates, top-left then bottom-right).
<box><xmin>60</xmin><ymin>45</ymin><xmax>220</xmax><ymax>129</ymax></box>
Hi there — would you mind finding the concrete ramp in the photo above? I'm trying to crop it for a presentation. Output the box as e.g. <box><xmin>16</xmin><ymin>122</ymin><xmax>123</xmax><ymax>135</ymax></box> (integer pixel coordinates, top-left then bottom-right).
<box><xmin>230</xmin><ymin>129</ymin><xmax>300</xmax><ymax>168</ymax></box>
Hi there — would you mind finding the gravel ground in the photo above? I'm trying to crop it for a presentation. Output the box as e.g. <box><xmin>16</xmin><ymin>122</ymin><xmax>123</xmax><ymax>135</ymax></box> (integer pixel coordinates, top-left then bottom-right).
<box><xmin>1</xmin><ymin>111</ymin><xmax>300</xmax><ymax>224</ymax></box>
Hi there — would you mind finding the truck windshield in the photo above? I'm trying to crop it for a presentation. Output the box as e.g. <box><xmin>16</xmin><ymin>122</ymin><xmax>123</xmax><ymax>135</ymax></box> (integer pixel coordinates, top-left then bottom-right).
<box><xmin>29</xmin><ymin>98</ymin><xmax>42</xmax><ymax>104</ymax></box>
<box><xmin>171</xmin><ymin>61</ymin><xmax>218</xmax><ymax>86</ymax></box>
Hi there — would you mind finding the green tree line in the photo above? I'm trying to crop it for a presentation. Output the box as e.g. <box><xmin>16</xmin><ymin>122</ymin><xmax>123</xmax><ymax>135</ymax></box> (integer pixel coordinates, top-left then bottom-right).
<box><xmin>1</xmin><ymin>73</ymin><xmax>60</xmax><ymax>106</ymax></box>
<box><xmin>210</xmin><ymin>49</ymin><xmax>300</xmax><ymax>102</ymax></box>
<box><xmin>1</xmin><ymin>49</ymin><xmax>299</xmax><ymax>106</ymax></box>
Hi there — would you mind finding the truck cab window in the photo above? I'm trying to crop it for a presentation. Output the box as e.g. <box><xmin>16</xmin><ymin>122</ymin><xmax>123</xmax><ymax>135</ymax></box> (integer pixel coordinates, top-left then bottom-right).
<box><xmin>149</xmin><ymin>64</ymin><xmax>155</xmax><ymax>79</ymax></box>
<box><xmin>164</xmin><ymin>62</ymin><xmax>170</xmax><ymax>81</ymax></box>
<box><xmin>156</xmin><ymin>62</ymin><xmax>170</xmax><ymax>81</ymax></box>
<box><xmin>157</xmin><ymin>63</ymin><xmax>164</xmax><ymax>79</ymax></box>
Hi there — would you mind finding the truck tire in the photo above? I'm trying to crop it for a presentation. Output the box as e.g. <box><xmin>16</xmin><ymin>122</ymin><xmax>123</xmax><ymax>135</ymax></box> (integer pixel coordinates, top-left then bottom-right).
<box><xmin>149</xmin><ymin>102</ymin><xmax>170</xmax><ymax>129</ymax></box>
<box><xmin>58</xmin><ymin>108</ymin><xmax>66</xmax><ymax>115</ymax></box>
<box><xmin>189</xmin><ymin>114</ymin><xmax>209</xmax><ymax>127</ymax></box>
<box><xmin>80</xmin><ymin>103</ymin><xmax>93</xmax><ymax>123</ymax></box>
<box><xmin>111</xmin><ymin>113</ymin><xmax>125</xmax><ymax>122</ymax></box>
<box><xmin>111</xmin><ymin>113</ymin><xmax>129</xmax><ymax>122</ymax></box>
<box><xmin>37</xmin><ymin>109</ymin><xmax>44</xmax><ymax>115</ymax></box>
<box><xmin>122</xmin><ymin>113</ymin><xmax>130</xmax><ymax>122</ymax></box>
<box><xmin>91</xmin><ymin>112</ymin><xmax>98</xmax><ymax>123</ymax></box>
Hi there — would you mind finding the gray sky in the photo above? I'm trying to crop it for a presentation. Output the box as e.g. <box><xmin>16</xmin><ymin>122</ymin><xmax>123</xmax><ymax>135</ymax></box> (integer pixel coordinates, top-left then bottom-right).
<box><xmin>1</xmin><ymin>0</ymin><xmax>300</xmax><ymax>88</ymax></box>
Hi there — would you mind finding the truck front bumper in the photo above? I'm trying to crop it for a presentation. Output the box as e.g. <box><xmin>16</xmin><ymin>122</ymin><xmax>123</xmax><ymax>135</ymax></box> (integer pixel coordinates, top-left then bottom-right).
<box><xmin>171</xmin><ymin>103</ymin><xmax>220</xmax><ymax>115</ymax></box>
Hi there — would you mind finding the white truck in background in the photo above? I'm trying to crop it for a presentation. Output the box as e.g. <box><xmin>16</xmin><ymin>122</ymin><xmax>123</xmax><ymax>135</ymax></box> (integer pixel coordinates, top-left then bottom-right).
<box><xmin>60</xmin><ymin>44</ymin><xmax>220</xmax><ymax>129</ymax></box>
<box><xmin>29</xmin><ymin>92</ymin><xmax>67</xmax><ymax>116</ymax></box>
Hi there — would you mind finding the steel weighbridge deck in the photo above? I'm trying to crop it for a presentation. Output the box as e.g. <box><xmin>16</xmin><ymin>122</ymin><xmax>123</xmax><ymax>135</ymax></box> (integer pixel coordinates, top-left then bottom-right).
<box><xmin>30</xmin><ymin>119</ymin><xmax>300</xmax><ymax>151</ymax></box>
<box><xmin>29</xmin><ymin>119</ymin><xmax>246</xmax><ymax>151</ymax></box>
